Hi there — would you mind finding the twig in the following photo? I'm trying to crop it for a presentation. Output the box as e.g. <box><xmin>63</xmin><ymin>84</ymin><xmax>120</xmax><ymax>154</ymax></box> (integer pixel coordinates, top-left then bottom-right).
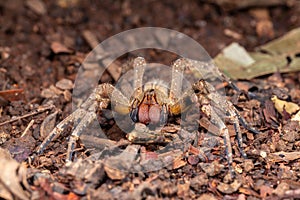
<box><xmin>81</xmin><ymin>30</ymin><xmax>121</xmax><ymax>81</ymax></box>
<box><xmin>20</xmin><ymin>119</ymin><xmax>34</xmax><ymax>137</ymax></box>
<box><xmin>0</xmin><ymin>105</ymin><xmax>55</xmax><ymax>126</ymax></box>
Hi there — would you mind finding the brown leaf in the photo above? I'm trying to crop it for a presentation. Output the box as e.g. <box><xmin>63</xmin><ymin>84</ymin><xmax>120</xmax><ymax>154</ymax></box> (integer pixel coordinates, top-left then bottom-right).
<box><xmin>0</xmin><ymin>89</ymin><xmax>25</xmax><ymax>102</ymax></box>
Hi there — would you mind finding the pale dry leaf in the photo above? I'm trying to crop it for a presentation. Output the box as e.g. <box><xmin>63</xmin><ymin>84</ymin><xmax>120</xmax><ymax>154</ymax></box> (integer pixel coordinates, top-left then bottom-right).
<box><xmin>0</xmin><ymin>148</ymin><xmax>29</xmax><ymax>200</ymax></box>
<box><xmin>271</xmin><ymin>95</ymin><xmax>299</xmax><ymax>115</ymax></box>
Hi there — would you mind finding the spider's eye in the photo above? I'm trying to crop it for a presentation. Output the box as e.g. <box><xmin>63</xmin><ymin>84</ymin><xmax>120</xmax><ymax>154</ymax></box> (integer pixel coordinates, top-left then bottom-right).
<box><xmin>130</xmin><ymin>107</ymin><xmax>139</xmax><ymax>122</ymax></box>
<box><xmin>194</xmin><ymin>89</ymin><xmax>200</xmax><ymax>93</ymax></box>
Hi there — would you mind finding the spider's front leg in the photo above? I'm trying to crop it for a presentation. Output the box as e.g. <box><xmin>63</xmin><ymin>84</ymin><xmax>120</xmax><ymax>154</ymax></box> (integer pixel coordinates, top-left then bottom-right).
<box><xmin>34</xmin><ymin>83</ymin><xmax>129</xmax><ymax>162</ymax></box>
<box><xmin>168</xmin><ymin>58</ymin><xmax>195</xmax><ymax>115</ymax></box>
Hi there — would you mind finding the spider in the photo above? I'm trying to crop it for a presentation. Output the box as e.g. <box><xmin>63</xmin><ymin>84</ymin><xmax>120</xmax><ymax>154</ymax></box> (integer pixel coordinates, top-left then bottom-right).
<box><xmin>33</xmin><ymin>57</ymin><xmax>258</xmax><ymax>177</ymax></box>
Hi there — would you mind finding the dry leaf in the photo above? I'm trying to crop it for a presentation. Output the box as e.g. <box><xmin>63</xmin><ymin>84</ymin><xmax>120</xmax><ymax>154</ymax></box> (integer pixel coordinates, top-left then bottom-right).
<box><xmin>271</xmin><ymin>95</ymin><xmax>299</xmax><ymax>115</ymax></box>
<box><xmin>214</xmin><ymin>28</ymin><xmax>300</xmax><ymax>80</ymax></box>
<box><xmin>0</xmin><ymin>148</ymin><xmax>30</xmax><ymax>200</ymax></box>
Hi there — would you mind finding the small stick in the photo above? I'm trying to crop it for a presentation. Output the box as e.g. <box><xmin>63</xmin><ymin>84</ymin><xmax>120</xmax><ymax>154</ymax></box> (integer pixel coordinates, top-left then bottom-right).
<box><xmin>82</xmin><ymin>30</ymin><xmax>121</xmax><ymax>81</ymax></box>
<box><xmin>0</xmin><ymin>105</ymin><xmax>55</xmax><ymax>126</ymax></box>
<box><xmin>21</xmin><ymin>119</ymin><xmax>34</xmax><ymax>137</ymax></box>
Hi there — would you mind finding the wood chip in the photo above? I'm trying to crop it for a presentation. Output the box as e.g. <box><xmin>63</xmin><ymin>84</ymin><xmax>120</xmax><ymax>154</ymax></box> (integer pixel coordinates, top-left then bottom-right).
<box><xmin>268</xmin><ymin>151</ymin><xmax>300</xmax><ymax>162</ymax></box>
<box><xmin>224</xmin><ymin>29</ymin><xmax>242</xmax><ymax>40</ymax></box>
<box><xmin>50</xmin><ymin>41</ymin><xmax>73</xmax><ymax>54</ymax></box>
<box><xmin>26</xmin><ymin>0</ymin><xmax>46</xmax><ymax>15</ymax></box>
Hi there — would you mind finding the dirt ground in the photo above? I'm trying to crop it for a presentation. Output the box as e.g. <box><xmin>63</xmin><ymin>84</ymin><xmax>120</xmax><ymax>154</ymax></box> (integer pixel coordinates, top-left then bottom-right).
<box><xmin>0</xmin><ymin>0</ymin><xmax>300</xmax><ymax>199</ymax></box>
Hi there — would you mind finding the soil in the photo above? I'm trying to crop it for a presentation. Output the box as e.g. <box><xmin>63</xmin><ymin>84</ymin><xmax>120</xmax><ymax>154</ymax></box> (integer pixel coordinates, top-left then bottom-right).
<box><xmin>0</xmin><ymin>0</ymin><xmax>300</xmax><ymax>199</ymax></box>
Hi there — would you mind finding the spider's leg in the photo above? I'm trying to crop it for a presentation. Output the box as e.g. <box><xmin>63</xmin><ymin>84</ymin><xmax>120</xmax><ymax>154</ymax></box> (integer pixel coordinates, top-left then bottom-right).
<box><xmin>133</xmin><ymin>57</ymin><xmax>146</xmax><ymax>96</ymax></box>
<box><xmin>169</xmin><ymin>58</ymin><xmax>188</xmax><ymax>115</ymax></box>
<box><xmin>108</xmin><ymin>84</ymin><xmax>130</xmax><ymax>115</ymax></box>
<box><xmin>66</xmin><ymin>110</ymin><xmax>97</xmax><ymax>162</ymax></box>
<box><xmin>34</xmin><ymin>83</ymin><xmax>116</xmax><ymax>158</ymax></box>
<box><xmin>210</xmin><ymin>109</ymin><xmax>235</xmax><ymax>179</ymax></box>
<box><xmin>235</xmin><ymin>110</ymin><xmax>260</xmax><ymax>134</ymax></box>
<box><xmin>35</xmin><ymin>108</ymin><xmax>87</xmax><ymax>155</ymax></box>
<box><xmin>170</xmin><ymin>58</ymin><xmax>186</xmax><ymax>101</ymax></box>
<box><xmin>228</xmin><ymin>109</ymin><xmax>247</xmax><ymax>158</ymax></box>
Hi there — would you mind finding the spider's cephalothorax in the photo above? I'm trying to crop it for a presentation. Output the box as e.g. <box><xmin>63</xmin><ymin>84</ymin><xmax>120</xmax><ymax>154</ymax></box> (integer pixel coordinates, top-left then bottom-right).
<box><xmin>34</xmin><ymin>57</ymin><xmax>258</xmax><ymax>178</ymax></box>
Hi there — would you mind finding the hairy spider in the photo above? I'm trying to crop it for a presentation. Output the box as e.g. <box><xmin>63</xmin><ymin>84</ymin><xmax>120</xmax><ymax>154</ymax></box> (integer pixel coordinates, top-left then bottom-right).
<box><xmin>34</xmin><ymin>57</ymin><xmax>258</xmax><ymax>177</ymax></box>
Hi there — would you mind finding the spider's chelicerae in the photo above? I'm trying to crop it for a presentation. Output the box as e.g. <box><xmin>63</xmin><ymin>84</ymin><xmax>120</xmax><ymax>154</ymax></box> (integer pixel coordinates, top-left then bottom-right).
<box><xmin>34</xmin><ymin>57</ymin><xmax>258</xmax><ymax>177</ymax></box>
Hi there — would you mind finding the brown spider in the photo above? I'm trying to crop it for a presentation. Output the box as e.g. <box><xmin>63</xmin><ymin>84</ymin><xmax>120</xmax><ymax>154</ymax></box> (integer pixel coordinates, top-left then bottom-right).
<box><xmin>34</xmin><ymin>57</ymin><xmax>258</xmax><ymax>177</ymax></box>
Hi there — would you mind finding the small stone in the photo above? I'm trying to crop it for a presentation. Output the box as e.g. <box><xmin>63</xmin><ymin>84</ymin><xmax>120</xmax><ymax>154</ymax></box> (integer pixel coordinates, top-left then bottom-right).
<box><xmin>260</xmin><ymin>151</ymin><xmax>267</xmax><ymax>158</ymax></box>
<box><xmin>56</xmin><ymin>79</ymin><xmax>73</xmax><ymax>90</ymax></box>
